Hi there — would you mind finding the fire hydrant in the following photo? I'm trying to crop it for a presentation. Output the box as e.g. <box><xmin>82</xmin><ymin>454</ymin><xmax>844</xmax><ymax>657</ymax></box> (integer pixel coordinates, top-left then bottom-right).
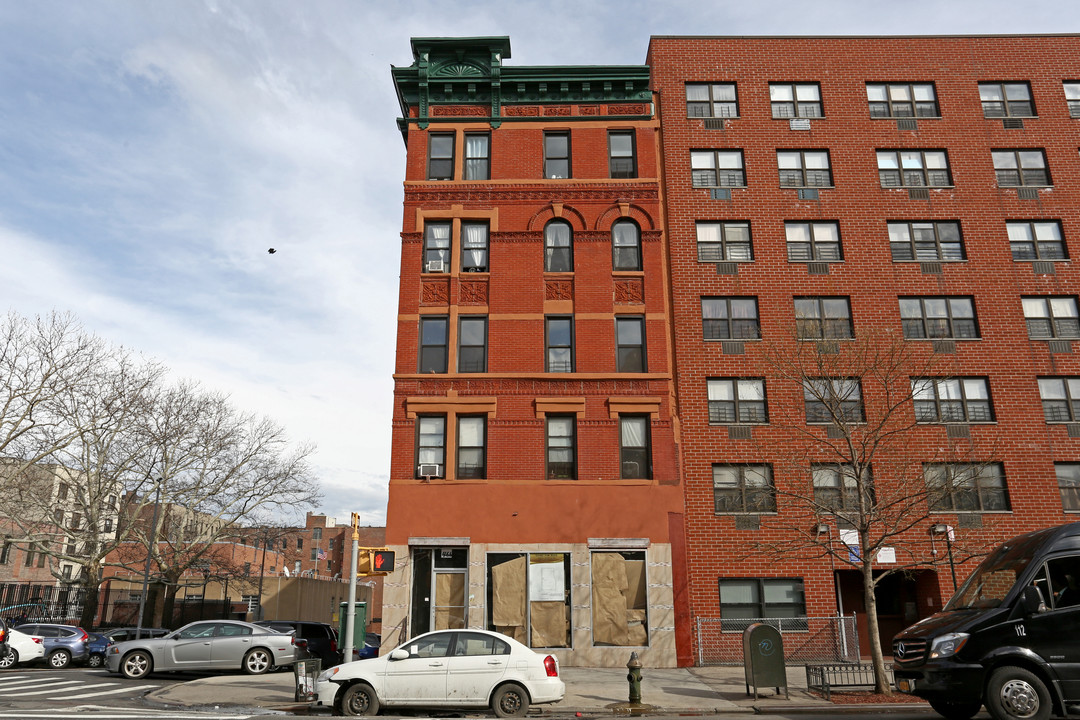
<box><xmin>626</xmin><ymin>651</ymin><xmax>642</xmax><ymax>704</ymax></box>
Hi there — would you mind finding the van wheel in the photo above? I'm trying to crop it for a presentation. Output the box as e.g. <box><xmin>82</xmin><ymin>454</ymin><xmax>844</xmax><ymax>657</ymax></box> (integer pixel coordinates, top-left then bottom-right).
<box><xmin>986</xmin><ymin>666</ymin><xmax>1050</xmax><ymax>720</ymax></box>
<box><xmin>929</xmin><ymin>698</ymin><xmax>982</xmax><ymax>720</ymax></box>
<box><xmin>491</xmin><ymin>684</ymin><xmax>530</xmax><ymax>718</ymax></box>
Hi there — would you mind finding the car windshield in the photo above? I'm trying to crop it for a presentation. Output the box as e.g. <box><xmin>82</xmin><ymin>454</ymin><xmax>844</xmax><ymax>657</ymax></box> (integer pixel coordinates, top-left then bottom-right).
<box><xmin>945</xmin><ymin>528</ymin><xmax>1054</xmax><ymax>610</ymax></box>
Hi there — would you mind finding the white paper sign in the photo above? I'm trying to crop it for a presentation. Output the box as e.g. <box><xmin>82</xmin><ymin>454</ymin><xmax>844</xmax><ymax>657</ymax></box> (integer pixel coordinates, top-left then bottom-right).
<box><xmin>876</xmin><ymin>547</ymin><xmax>896</xmax><ymax>564</ymax></box>
<box><xmin>529</xmin><ymin>562</ymin><xmax>565</xmax><ymax>602</ymax></box>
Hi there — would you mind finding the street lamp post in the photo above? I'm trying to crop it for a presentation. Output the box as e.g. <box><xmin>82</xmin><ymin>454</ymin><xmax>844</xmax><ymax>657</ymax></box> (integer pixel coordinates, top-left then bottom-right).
<box><xmin>930</xmin><ymin>523</ymin><xmax>958</xmax><ymax>592</ymax></box>
<box><xmin>255</xmin><ymin>527</ymin><xmax>269</xmax><ymax>622</ymax></box>
<box><xmin>136</xmin><ymin>483</ymin><xmax>162</xmax><ymax>640</ymax></box>
<box><xmin>343</xmin><ymin>512</ymin><xmax>360</xmax><ymax>662</ymax></box>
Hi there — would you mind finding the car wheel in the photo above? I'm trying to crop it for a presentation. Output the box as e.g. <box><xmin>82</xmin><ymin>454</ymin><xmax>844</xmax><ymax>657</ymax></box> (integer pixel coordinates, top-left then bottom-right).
<box><xmin>86</xmin><ymin>653</ymin><xmax>104</xmax><ymax>668</ymax></box>
<box><xmin>242</xmin><ymin>648</ymin><xmax>272</xmax><ymax>675</ymax></box>
<box><xmin>0</xmin><ymin>648</ymin><xmax>17</xmax><ymax>669</ymax></box>
<box><xmin>929</xmin><ymin>698</ymin><xmax>983</xmax><ymax>720</ymax></box>
<box><xmin>491</xmin><ymin>683</ymin><xmax>530</xmax><ymax>718</ymax></box>
<box><xmin>48</xmin><ymin>649</ymin><xmax>71</xmax><ymax>669</ymax></box>
<box><xmin>986</xmin><ymin>666</ymin><xmax>1051</xmax><ymax>720</ymax></box>
<box><xmin>339</xmin><ymin>682</ymin><xmax>380</xmax><ymax>716</ymax></box>
<box><xmin>121</xmin><ymin>650</ymin><xmax>153</xmax><ymax>679</ymax></box>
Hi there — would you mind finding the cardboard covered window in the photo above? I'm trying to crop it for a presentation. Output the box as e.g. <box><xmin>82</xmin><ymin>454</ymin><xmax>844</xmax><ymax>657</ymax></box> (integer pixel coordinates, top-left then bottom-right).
<box><xmin>591</xmin><ymin>551</ymin><xmax>648</xmax><ymax>646</ymax></box>
<box><xmin>487</xmin><ymin>553</ymin><xmax>570</xmax><ymax>648</ymax></box>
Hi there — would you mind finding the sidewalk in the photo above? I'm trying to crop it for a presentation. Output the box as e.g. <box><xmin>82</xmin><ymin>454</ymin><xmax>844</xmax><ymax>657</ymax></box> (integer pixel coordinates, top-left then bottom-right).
<box><xmin>147</xmin><ymin>664</ymin><xmax>930</xmax><ymax>715</ymax></box>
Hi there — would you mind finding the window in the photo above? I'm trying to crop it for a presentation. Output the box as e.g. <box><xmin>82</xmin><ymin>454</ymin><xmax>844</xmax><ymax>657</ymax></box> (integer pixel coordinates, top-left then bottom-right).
<box><xmin>464</xmin><ymin>133</ymin><xmax>490</xmax><ymax>180</ymax></box>
<box><xmin>546</xmin><ymin>416</ymin><xmax>576</xmax><ymax>480</ymax></box>
<box><xmin>1039</xmin><ymin>378</ymin><xmax>1080</xmax><ymax>422</ymax></box>
<box><xmin>770</xmin><ymin>83</ymin><xmax>822</xmax><ymax>118</ymax></box>
<box><xmin>461</xmin><ymin>223</ymin><xmax>489</xmax><ymax>272</ymax></box>
<box><xmin>813</xmin><ymin>464</ymin><xmax>874</xmax><ymax>513</ymax></box>
<box><xmin>310</xmin><ymin>547</ymin><xmax>318</xmax><ymax>561</ymax></box>
<box><xmin>611</xmin><ymin>220</ymin><xmax>641</xmax><ymax>271</ymax></box>
<box><xmin>544</xmin><ymin>221</ymin><xmax>573</xmax><ymax>272</ymax></box>
<box><xmin>866</xmin><ymin>83</ymin><xmax>938</xmax><ymax>118</ymax></box>
<box><xmin>242</xmin><ymin>595</ymin><xmax>258</xmax><ymax>613</ymax></box>
<box><xmin>912</xmin><ymin>378</ymin><xmax>994</xmax><ymax>423</ymax></box>
<box><xmin>457</xmin><ymin>316</ymin><xmax>487</xmax><ymax>372</ymax></box>
<box><xmin>1023</xmin><ymin>297</ymin><xmax>1080</xmax><ymax>339</ymax></box>
<box><xmin>423</xmin><ymin>222</ymin><xmax>451</xmax><ymax>272</ymax></box>
<box><xmin>0</xmin><ymin>540</ymin><xmax>10</xmax><ymax>565</ymax></box>
<box><xmin>785</xmin><ymin>222</ymin><xmax>841</xmax><ymax>262</ymax></box>
<box><xmin>707</xmin><ymin>379</ymin><xmax>767</xmax><ymax>424</ymax></box>
<box><xmin>103</xmin><ymin>518</ymin><xmax>113</xmax><ymax>534</ymax></box>
<box><xmin>456</xmin><ymin>416</ymin><xmax>486</xmax><ymax>479</ymax></box>
<box><xmin>416</xmin><ymin>416</ymin><xmax>446</xmax><ymax>478</ymax></box>
<box><xmin>619</xmin><ymin>416</ymin><xmax>651</xmax><ymax>479</ymax></box>
<box><xmin>701</xmin><ymin>297</ymin><xmax>760</xmax><ymax>340</ymax></box>
<box><xmin>899</xmin><ymin>297</ymin><xmax>979</xmax><ymax>339</ymax></box>
<box><xmin>979</xmin><ymin>82</ymin><xmax>1035</xmax><ymax>118</ymax></box>
<box><xmin>419</xmin><ymin>316</ymin><xmax>449</xmax><ymax>373</ymax></box>
<box><xmin>993</xmin><ymin>149</ymin><xmax>1051</xmax><ymax>187</ymax></box>
<box><xmin>1055</xmin><ymin>464</ymin><xmax>1080</xmax><ymax>512</ymax></box>
<box><xmin>592</xmin><ymin>551</ymin><xmax>647</xmax><ymax>646</ymax></box>
<box><xmin>794</xmin><ymin>297</ymin><xmax>853</xmax><ymax>340</ymax></box>
<box><xmin>889</xmin><ymin>221</ymin><xmax>965</xmax><ymax>262</ymax></box>
<box><xmin>718</xmin><ymin>578</ymin><xmax>806</xmax><ymax>632</ymax></box>
<box><xmin>545</xmin><ymin>316</ymin><xmax>574</xmax><ymax>372</ymax></box>
<box><xmin>58</xmin><ymin>483</ymin><xmax>68</xmax><ymax>501</ymax></box>
<box><xmin>777</xmin><ymin>150</ymin><xmax>832</xmax><ymax>187</ymax></box>
<box><xmin>428</xmin><ymin>133</ymin><xmax>454</xmax><ymax>180</ymax></box>
<box><xmin>608</xmin><ymin>131</ymin><xmax>636</xmax><ymax>178</ymax></box>
<box><xmin>1008</xmin><ymin>221</ymin><xmax>1066</xmax><ymax>260</ymax></box>
<box><xmin>925</xmin><ymin>463</ymin><xmax>1010</xmax><ymax>512</ymax></box>
<box><xmin>686</xmin><ymin>83</ymin><xmax>738</xmax><ymax>117</ymax></box>
<box><xmin>328</xmin><ymin>538</ymin><xmax>334</xmax><ymax>550</ymax></box>
<box><xmin>616</xmin><ymin>316</ymin><xmax>646</xmax><ymax>372</ymax></box>
<box><xmin>876</xmin><ymin>150</ymin><xmax>952</xmax><ymax>187</ymax></box>
<box><xmin>1064</xmin><ymin>82</ymin><xmax>1080</xmax><ymax>118</ymax></box>
<box><xmin>803</xmin><ymin>378</ymin><xmax>864</xmax><ymax>424</ymax></box>
<box><xmin>487</xmin><ymin>553</ymin><xmax>571</xmax><ymax>648</ymax></box>
<box><xmin>313</xmin><ymin>527</ymin><xmax>322</xmax><ymax>541</ymax></box>
<box><xmin>696</xmin><ymin>221</ymin><xmax>752</xmax><ymax>262</ymax></box>
<box><xmin>691</xmin><ymin>150</ymin><xmax>745</xmax><ymax>187</ymax></box>
<box><xmin>544</xmin><ymin>132</ymin><xmax>571</xmax><ymax>179</ymax></box>
<box><xmin>713</xmin><ymin>465</ymin><xmax>775</xmax><ymax>513</ymax></box>
<box><xmin>24</xmin><ymin>548</ymin><xmax>34</xmax><ymax>568</ymax></box>
<box><xmin>297</xmin><ymin>538</ymin><xmax>303</xmax><ymax>550</ymax></box>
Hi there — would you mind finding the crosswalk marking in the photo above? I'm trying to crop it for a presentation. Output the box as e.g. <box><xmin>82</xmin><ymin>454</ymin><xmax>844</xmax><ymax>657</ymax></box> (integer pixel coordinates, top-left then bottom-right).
<box><xmin>1</xmin><ymin>681</ymin><xmax>92</xmax><ymax>696</ymax></box>
<box><xmin>65</xmin><ymin>685</ymin><xmax>158</xmax><ymax>700</ymax></box>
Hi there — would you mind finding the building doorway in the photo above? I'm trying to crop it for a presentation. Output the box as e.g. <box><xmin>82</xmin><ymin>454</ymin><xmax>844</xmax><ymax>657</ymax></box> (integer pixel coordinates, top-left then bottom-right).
<box><xmin>410</xmin><ymin>547</ymin><xmax>468</xmax><ymax>637</ymax></box>
<box><xmin>836</xmin><ymin>569</ymin><xmax>938</xmax><ymax>657</ymax></box>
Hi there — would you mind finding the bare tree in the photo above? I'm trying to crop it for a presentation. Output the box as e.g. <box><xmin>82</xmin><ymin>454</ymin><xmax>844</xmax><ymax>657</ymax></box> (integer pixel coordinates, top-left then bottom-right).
<box><xmin>750</xmin><ymin>329</ymin><xmax>999</xmax><ymax>693</ymax></box>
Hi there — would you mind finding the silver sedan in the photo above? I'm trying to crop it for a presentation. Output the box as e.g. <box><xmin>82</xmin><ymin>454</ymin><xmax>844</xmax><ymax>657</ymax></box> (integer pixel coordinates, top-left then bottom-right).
<box><xmin>106</xmin><ymin>620</ymin><xmax>297</xmax><ymax>678</ymax></box>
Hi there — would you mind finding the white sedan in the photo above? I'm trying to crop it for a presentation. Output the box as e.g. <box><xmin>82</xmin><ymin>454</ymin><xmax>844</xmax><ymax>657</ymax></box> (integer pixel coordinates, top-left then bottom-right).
<box><xmin>0</xmin><ymin>629</ymin><xmax>45</xmax><ymax>668</ymax></box>
<box><xmin>315</xmin><ymin>628</ymin><xmax>564</xmax><ymax>717</ymax></box>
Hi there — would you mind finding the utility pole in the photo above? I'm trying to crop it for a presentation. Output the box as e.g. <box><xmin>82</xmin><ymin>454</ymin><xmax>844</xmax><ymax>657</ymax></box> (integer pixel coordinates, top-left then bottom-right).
<box><xmin>136</xmin><ymin>483</ymin><xmax>162</xmax><ymax>639</ymax></box>
<box><xmin>343</xmin><ymin>512</ymin><xmax>360</xmax><ymax>662</ymax></box>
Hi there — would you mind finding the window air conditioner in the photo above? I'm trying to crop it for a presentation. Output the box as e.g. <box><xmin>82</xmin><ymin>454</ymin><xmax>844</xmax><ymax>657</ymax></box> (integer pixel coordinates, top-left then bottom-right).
<box><xmin>426</xmin><ymin>259</ymin><xmax>445</xmax><ymax>273</ymax></box>
<box><xmin>417</xmin><ymin>463</ymin><xmax>442</xmax><ymax>478</ymax></box>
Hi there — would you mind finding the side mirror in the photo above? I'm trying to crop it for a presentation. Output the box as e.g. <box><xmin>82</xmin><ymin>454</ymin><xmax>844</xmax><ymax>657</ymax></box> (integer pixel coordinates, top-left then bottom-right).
<box><xmin>389</xmin><ymin>648</ymin><xmax>409</xmax><ymax>661</ymax></box>
<box><xmin>1020</xmin><ymin>585</ymin><xmax>1046</xmax><ymax>615</ymax></box>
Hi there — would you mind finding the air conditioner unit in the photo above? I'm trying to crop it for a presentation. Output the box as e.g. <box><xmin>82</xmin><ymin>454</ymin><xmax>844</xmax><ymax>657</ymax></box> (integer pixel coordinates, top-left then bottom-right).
<box><xmin>426</xmin><ymin>259</ymin><xmax>445</xmax><ymax>273</ymax></box>
<box><xmin>417</xmin><ymin>463</ymin><xmax>441</xmax><ymax>478</ymax></box>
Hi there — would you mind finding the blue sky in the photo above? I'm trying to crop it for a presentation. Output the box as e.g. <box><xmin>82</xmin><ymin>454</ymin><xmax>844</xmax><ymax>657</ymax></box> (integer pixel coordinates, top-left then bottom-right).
<box><xmin>1</xmin><ymin>0</ymin><xmax>1078</xmax><ymax>526</ymax></box>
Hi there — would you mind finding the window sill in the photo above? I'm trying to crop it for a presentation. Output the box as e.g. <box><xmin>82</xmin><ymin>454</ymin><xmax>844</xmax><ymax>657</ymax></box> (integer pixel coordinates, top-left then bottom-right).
<box><xmin>871</xmin><ymin>115</ymin><xmax>942</xmax><ymax>120</ymax></box>
<box><xmin>903</xmin><ymin>337</ymin><xmax>981</xmax><ymax>342</ymax></box>
<box><xmin>879</xmin><ymin>185</ymin><xmax>955</xmax><ymax>190</ymax></box>
<box><xmin>1000</xmin><ymin>185</ymin><xmax>1053</xmax><ymax>189</ymax></box>
<box><xmin>704</xmin><ymin>338</ymin><xmax>761</xmax><ymax>343</ymax></box>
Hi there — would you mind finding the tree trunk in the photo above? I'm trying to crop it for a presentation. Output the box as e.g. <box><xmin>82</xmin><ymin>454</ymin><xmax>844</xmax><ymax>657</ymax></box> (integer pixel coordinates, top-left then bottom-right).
<box><xmin>161</xmin><ymin>580</ymin><xmax>180</xmax><ymax>629</ymax></box>
<box><xmin>862</xmin><ymin>562</ymin><xmax>892</xmax><ymax>694</ymax></box>
<box><xmin>77</xmin><ymin>563</ymin><xmax>103</xmax><ymax>629</ymax></box>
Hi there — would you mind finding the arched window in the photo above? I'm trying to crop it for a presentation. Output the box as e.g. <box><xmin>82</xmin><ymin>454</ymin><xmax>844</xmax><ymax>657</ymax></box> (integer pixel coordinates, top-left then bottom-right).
<box><xmin>612</xmin><ymin>220</ymin><xmax>641</xmax><ymax>271</ymax></box>
<box><xmin>544</xmin><ymin>221</ymin><xmax>573</xmax><ymax>272</ymax></box>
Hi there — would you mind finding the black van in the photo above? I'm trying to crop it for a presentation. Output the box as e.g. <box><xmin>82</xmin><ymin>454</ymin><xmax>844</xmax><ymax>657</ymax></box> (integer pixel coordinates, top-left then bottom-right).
<box><xmin>892</xmin><ymin>521</ymin><xmax>1080</xmax><ymax>720</ymax></box>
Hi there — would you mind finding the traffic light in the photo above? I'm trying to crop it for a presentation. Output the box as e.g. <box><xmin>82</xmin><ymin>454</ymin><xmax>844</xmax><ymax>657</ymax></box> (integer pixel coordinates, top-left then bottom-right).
<box><xmin>356</xmin><ymin>550</ymin><xmax>372</xmax><ymax>575</ymax></box>
<box><xmin>370</xmin><ymin>549</ymin><xmax>396</xmax><ymax>575</ymax></box>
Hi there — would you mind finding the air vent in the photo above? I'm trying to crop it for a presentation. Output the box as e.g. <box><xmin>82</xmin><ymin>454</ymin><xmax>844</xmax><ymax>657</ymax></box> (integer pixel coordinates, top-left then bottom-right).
<box><xmin>797</xmin><ymin>188</ymin><xmax>819</xmax><ymax>200</ymax></box>
<box><xmin>734</xmin><ymin>515</ymin><xmax>760</xmax><ymax>530</ymax></box>
<box><xmin>897</xmin><ymin>118</ymin><xmax>917</xmax><ymax>131</ymax></box>
<box><xmin>816</xmin><ymin>341</ymin><xmax>839</xmax><ymax>354</ymax></box>
<box><xmin>946</xmin><ymin>424</ymin><xmax>971</xmax><ymax>439</ymax></box>
<box><xmin>716</xmin><ymin>262</ymin><xmax>738</xmax><ymax>275</ymax></box>
<box><xmin>932</xmin><ymin>340</ymin><xmax>957</xmax><ymax>354</ymax></box>
<box><xmin>1003</xmin><ymin>118</ymin><xmax>1025</xmax><ymax>129</ymax></box>
<box><xmin>789</xmin><ymin>118</ymin><xmax>811</xmax><ymax>131</ymax></box>
<box><xmin>1049</xmin><ymin>340</ymin><xmax>1073</xmax><ymax>354</ymax></box>
<box><xmin>1017</xmin><ymin>187</ymin><xmax>1039</xmax><ymax>200</ymax></box>
<box><xmin>826</xmin><ymin>425</ymin><xmax>846</xmax><ymax>438</ymax></box>
<box><xmin>1069</xmin><ymin>424</ymin><xmax>1080</xmax><ymax>438</ymax></box>
<box><xmin>921</xmin><ymin>262</ymin><xmax>943</xmax><ymax>275</ymax></box>
<box><xmin>1032</xmin><ymin>261</ymin><xmax>1056</xmax><ymax>275</ymax></box>
<box><xmin>710</xmin><ymin>188</ymin><xmax>732</xmax><ymax>200</ymax></box>
<box><xmin>908</xmin><ymin>187</ymin><xmax>930</xmax><ymax>200</ymax></box>
<box><xmin>425</xmin><ymin>259</ymin><xmax>445</xmax><ymax>273</ymax></box>
<box><xmin>728</xmin><ymin>425</ymin><xmax>752</xmax><ymax>440</ymax></box>
<box><xmin>806</xmin><ymin>262</ymin><xmax>830</xmax><ymax>275</ymax></box>
<box><xmin>704</xmin><ymin>118</ymin><xmax>725</xmax><ymax>130</ymax></box>
<box><xmin>722</xmin><ymin>341</ymin><xmax>745</xmax><ymax>355</ymax></box>
<box><xmin>958</xmin><ymin>514</ymin><xmax>984</xmax><ymax>529</ymax></box>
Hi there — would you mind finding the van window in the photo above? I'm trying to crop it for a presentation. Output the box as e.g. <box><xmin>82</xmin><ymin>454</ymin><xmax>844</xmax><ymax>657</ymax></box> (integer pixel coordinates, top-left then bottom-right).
<box><xmin>945</xmin><ymin>529</ymin><xmax>1052</xmax><ymax>610</ymax></box>
<box><xmin>1047</xmin><ymin>556</ymin><xmax>1080</xmax><ymax>609</ymax></box>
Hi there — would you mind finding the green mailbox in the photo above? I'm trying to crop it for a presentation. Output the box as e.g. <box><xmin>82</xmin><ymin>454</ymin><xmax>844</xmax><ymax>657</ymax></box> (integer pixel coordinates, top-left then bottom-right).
<box><xmin>338</xmin><ymin>601</ymin><xmax>367</xmax><ymax>660</ymax></box>
<box><xmin>742</xmin><ymin>623</ymin><xmax>788</xmax><ymax>699</ymax></box>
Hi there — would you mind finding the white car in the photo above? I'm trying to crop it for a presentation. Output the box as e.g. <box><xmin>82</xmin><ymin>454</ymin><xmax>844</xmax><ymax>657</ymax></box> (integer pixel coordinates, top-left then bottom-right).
<box><xmin>0</xmin><ymin>628</ymin><xmax>46</xmax><ymax>668</ymax></box>
<box><xmin>314</xmin><ymin>628</ymin><xmax>564</xmax><ymax>717</ymax></box>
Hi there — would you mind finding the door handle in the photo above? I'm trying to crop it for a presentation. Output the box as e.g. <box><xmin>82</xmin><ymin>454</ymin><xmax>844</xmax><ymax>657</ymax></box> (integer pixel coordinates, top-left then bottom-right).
<box><xmin>487</xmin><ymin>660</ymin><xmax>502</xmax><ymax>665</ymax></box>
<box><xmin>429</xmin><ymin>662</ymin><xmax>444</xmax><ymax>667</ymax></box>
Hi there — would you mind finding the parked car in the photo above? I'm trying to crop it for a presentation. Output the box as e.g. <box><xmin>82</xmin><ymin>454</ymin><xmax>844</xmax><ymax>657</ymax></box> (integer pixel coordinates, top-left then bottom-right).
<box><xmin>0</xmin><ymin>628</ymin><xmax>45</xmax><ymax>668</ymax></box>
<box><xmin>14</xmin><ymin>623</ymin><xmax>89</xmax><ymax>668</ymax></box>
<box><xmin>85</xmin><ymin>632</ymin><xmax>111</xmax><ymax>668</ymax></box>
<box><xmin>98</xmin><ymin>627</ymin><xmax>170</xmax><ymax>643</ymax></box>
<box><xmin>106</xmin><ymin>619</ymin><xmax>298</xmax><ymax>679</ymax></box>
<box><xmin>356</xmin><ymin>632</ymin><xmax>380</xmax><ymax>660</ymax></box>
<box><xmin>314</xmin><ymin>628</ymin><xmax>564</xmax><ymax>717</ymax></box>
<box><xmin>255</xmin><ymin>620</ymin><xmax>340</xmax><ymax>668</ymax></box>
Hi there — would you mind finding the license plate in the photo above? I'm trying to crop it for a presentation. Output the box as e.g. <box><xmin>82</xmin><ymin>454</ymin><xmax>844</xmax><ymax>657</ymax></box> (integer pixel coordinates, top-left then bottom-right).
<box><xmin>897</xmin><ymin>679</ymin><xmax>914</xmax><ymax>693</ymax></box>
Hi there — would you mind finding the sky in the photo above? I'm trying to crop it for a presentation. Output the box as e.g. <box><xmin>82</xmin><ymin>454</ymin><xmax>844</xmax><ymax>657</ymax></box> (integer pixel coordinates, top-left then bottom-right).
<box><xmin>1</xmin><ymin>0</ymin><xmax>1078</xmax><ymax>527</ymax></box>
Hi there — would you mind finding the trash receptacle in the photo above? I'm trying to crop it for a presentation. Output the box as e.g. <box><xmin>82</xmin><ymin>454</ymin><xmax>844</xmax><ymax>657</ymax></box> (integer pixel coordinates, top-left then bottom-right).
<box><xmin>294</xmin><ymin>657</ymin><xmax>322</xmax><ymax>702</ymax></box>
<box><xmin>742</xmin><ymin>623</ymin><xmax>788</xmax><ymax>700</ymax></box>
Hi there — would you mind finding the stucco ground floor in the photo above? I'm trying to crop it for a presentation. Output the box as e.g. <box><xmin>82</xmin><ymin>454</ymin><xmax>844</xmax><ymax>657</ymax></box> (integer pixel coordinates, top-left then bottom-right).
<box><xmin>378</xmin><ymin>539</ymin><xmax>678</xmax><ymax>667</ymax></box>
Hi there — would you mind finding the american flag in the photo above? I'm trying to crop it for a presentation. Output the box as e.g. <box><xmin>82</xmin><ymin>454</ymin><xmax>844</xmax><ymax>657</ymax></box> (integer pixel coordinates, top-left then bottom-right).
<box><xmin>317</xmin><ymin>549</ymin><xmax>327</xmax><ymax>560</ymax></box>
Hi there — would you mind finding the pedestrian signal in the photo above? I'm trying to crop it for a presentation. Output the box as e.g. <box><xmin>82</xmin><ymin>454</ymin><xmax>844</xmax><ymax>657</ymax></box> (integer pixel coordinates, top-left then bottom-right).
<box><xmin>371</xmin><ymin>549</ymin><xmax>396</xmax><ymax>575</ymax></box>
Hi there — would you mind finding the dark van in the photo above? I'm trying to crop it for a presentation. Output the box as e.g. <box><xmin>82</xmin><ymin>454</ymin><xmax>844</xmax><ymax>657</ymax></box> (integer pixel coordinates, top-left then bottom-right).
<box><xmin>892</xmin><ymin>521</ymin><xmax>1080</xmax><ymax>720</ymax></box>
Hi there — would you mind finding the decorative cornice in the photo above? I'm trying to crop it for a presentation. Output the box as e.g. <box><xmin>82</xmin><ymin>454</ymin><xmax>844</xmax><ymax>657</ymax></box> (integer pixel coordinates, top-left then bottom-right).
<box><xmin>404</xmin><ymin>183</ymin><xmax>659</xmax><ymax>204</ymax></box>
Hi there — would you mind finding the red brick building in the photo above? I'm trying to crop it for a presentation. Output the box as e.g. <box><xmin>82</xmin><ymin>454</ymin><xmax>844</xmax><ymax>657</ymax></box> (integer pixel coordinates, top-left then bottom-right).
<box><xmin>383</xmin><ymin>37</ymin><xmax>685</xmax><ymax>666</ymax></box>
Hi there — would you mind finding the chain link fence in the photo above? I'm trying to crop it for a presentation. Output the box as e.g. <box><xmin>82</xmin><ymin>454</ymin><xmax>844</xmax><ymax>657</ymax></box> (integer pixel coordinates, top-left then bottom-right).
<box><xmin>695</xmin><ymin>615</ymin><xmax>859</xmax><ymax>665</ymax></box>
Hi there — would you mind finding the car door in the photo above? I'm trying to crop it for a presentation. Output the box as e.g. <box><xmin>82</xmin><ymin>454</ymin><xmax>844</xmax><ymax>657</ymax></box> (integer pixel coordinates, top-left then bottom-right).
<box><xmin>1028</xmin><ymin>554</ymin><xmax>1080</xmax><ymax>702</ymax></box>
<box><xmin>168</xmin><ymin>622</ymin><xmax>217</xmax><ymax>667</ymax></box>
<box><xmin>382</xmin><ymin>631</ymin><xmax>452</xmax><ymax>704</ymax></box>
<box><xmin>444</xmin><ymin>632</ymin><xmax>510</xmax><ymax>703</ymax></box>
<box><xmin>210</xmin><ymin>623</ymin><xmax>254</xmax><ymax>667</ymax></box>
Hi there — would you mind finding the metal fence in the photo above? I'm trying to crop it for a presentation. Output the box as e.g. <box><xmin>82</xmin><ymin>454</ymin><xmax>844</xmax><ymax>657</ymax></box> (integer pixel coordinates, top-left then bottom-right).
<box><xmin>695</xmin><ymin>615</ymin><xmax>859</xmax><ymax>665</ymax></box>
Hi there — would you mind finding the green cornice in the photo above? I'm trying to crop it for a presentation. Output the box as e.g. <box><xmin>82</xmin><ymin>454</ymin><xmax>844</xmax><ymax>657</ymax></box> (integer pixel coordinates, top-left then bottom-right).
<box><xmin>392</xmin><ymin>36</ymin><xmax>652</xmax><ymax>140</ymax></box>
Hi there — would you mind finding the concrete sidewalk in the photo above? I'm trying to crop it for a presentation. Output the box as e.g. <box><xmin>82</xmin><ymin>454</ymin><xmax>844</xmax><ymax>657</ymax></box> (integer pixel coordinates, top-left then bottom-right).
<box><xmin>146</xmin><ymin>663</ymin><xmax>929</xmax><ymax>715</ymax></box>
